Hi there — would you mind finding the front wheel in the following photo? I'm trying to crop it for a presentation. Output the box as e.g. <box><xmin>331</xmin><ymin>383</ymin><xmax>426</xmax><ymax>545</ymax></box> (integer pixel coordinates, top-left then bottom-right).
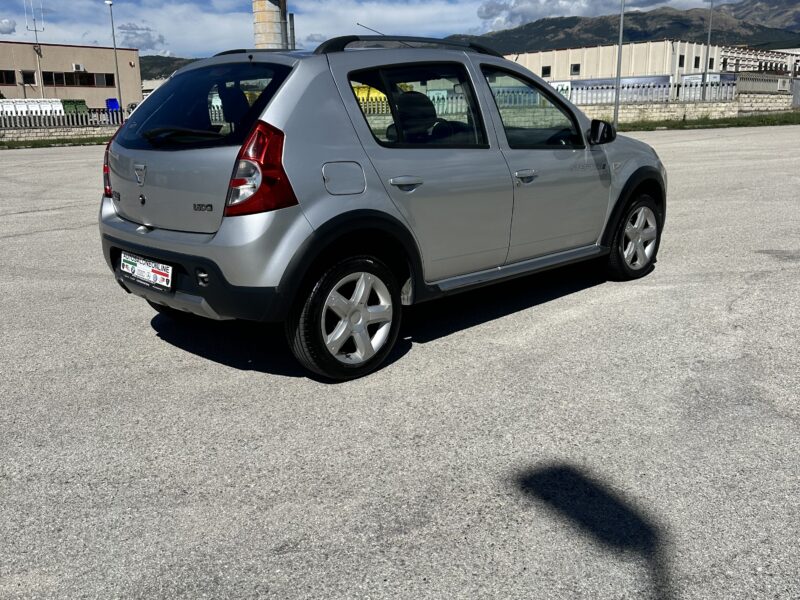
<box><xmin>607</xmin><ymin>195</ymin><xmax>662</xmax><ymax>280</ymax></box>
<box><xmin>286</xmin><ymin>257</ymin><xmax>402</xmax><ymax>380</ymax></box>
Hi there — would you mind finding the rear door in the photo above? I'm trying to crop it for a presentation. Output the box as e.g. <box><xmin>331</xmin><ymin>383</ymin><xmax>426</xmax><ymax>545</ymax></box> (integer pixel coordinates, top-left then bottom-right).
<box><xmin>109</xmin><ymin>60</ymin><xmax>291</xmax><ymax>233</ymax></box>
<box><xmin>329</xmin><ymin>51</ymin><xmax>513</xmax><ymax>281</ymax></box>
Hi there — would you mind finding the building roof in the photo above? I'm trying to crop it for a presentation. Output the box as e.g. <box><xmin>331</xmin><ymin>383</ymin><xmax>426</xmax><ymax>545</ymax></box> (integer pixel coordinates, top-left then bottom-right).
<box><xmin>0</xmin><ymin>39</ymin><xmax>138</xmax><ymax>52</ymax></box>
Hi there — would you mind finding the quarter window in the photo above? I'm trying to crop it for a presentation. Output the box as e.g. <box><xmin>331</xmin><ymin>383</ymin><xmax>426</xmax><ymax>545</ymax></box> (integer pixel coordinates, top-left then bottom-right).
<box><xmin>482</xmin><ymin>66</ymin><xmax>582</xmax><ymax>149</ymax></box>
<box><xmin>349</xmin><ymin>63</ymin><xmax>487</xmax><ymax>148</ymax></box>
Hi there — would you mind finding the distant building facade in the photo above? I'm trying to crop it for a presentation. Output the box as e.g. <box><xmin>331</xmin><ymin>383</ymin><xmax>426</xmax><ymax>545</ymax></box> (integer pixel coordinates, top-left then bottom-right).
<box><xmin>0</xmin><ymin>40</ymin><xmax>142</xmax><ymax>109</ymax></box>
<box><xmin>510</xmin><ymin>40</ymin><xmax>800</xmax><ymax>83</ymax></box>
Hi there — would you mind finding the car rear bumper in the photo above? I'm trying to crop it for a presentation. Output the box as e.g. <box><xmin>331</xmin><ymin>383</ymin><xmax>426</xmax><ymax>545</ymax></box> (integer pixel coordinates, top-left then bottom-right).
<box><xmin>99</xmin><ymin>196</ymin><xmax>312</xmax><ymax>321</ymax></box>
<box><xmin>102</xmin><ymin>233</ymin><xmax>287</xmax><ymax>321</ymax></box>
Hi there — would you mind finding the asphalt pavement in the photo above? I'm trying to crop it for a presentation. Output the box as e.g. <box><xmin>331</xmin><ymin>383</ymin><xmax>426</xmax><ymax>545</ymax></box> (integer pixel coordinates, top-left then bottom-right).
<box><xmin>1</xmin><ymin>126</ymin><xmax>799</xmax><ymax>599</ymax></box>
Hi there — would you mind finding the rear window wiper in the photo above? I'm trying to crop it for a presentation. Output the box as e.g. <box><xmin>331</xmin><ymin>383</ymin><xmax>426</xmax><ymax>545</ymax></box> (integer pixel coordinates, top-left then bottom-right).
<box><xmin>142</xmin><ymin>127</ymin><xmax>225</xmax><ymax>144</ymax></box>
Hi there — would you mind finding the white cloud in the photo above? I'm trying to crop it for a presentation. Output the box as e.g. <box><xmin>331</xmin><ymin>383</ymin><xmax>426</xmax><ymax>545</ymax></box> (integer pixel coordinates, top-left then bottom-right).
<box><xmin>0</xmin><ymin>18</ymin><xmax>16</xmax><ymax>34</ymax></box>
<box><xmin>117</xmin><ymin>22</ymin><xmax>167</xmax><ymax>51</ymax></box>
<box><xmin>292</xmin><ymin>0</ymin><xmax>485</xmax><ymax>48</ymax></box>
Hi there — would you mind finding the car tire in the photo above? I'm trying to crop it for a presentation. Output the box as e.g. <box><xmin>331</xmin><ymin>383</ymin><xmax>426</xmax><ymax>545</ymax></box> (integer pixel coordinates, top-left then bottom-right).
<box><xmin>286</xmin><ymin>256</ymin><xmax>402</xmax><ymax>381</ymax></box>
<box><xmin>607</xmin><ymin>194</ymin><xmax>663</xmax><ymax>281</ymax></box>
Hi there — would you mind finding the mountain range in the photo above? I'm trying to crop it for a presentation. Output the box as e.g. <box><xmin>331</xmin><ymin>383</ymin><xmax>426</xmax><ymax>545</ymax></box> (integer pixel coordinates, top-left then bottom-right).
<box><xmin>449</xmin><ymin>0</ymin><xmax>800</xmax><ymax>54</ymax></box>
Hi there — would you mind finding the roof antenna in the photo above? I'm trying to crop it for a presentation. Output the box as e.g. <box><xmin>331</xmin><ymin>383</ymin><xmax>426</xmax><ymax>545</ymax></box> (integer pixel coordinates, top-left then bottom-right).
<box><xmin>356</xmin><ymin>22</ymin><xmax>414</xmax><ymax>47</ymax></box>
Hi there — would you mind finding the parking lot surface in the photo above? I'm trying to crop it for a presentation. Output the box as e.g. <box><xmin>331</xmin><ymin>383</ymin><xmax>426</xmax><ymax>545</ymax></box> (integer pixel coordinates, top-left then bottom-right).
<box><xmin>1</xmin><ymin>126</ymin><xmax>799</xmax><ymax>599</ymax></box>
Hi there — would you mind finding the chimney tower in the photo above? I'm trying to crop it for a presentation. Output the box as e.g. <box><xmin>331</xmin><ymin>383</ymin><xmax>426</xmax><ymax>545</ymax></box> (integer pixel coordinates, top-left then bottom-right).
<box><xmin>253</xmin><ymin>0</ymin><xmax>283</xmax><ymax>49</ymax></box>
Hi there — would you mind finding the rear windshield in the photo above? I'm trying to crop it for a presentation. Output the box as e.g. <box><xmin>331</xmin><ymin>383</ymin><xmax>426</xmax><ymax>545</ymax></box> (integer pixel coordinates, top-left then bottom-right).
<box><xmin>116</xmin><ymin>62</ymin><xmax>291</xmax><ymax>150</ymax></box>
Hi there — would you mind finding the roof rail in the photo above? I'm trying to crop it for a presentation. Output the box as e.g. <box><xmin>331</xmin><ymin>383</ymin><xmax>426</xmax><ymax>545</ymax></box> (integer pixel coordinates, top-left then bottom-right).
<box><xmin>313</xmin><ymin>35</ymin><xmax>503</xmax><ymax>58</ymax></box>
<box><xmin>213</xmin><ymin>48</ymin><xmax>301</xmax><ymax>56</ymax></box>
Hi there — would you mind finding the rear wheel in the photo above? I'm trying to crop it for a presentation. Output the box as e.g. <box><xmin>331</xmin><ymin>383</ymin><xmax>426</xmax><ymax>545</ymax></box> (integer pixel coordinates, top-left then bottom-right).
<box><xmin>286</xmin><ymin>257</ymin><xmax>402</xmax><ymax>380</ymax></box>
<box><xmin>607</xmin><ymin>195</ymin><xmax>662</xmax><ymax>280</ymax></box>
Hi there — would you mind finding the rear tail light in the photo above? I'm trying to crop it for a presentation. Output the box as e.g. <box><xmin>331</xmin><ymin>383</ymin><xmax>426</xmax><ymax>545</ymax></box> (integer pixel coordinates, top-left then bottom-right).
<box><xmin>103</xmin><ymin>142</ymin><xmax>113</xmax><ymax>197</ymax></box>
<box><xmin>225</xmin><ymin>122</ymin><xmax>298</xmax><ymax>217</ymax></box>
<box><xmin>103</xmin><ymin>128</ymin><xmax>121</xmax><ymax>197</ymax></box>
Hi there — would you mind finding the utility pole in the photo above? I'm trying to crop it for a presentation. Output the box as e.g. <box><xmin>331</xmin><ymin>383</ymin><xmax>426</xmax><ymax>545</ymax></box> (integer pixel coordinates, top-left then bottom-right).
<box><xmin>702</xmin><ymin>0</ymin><xmax>714</xmax><ymax>100</ymax></box>
<box><xmin>24</xmin><ymin>0</ymin><xmax>45</xmax><ymax>99</ymax></box>
<box><xmin>613</xmin><ymin>0</ymin><xmax>625</xmax><ymax>127</ymax></box>
<box><xmin>105</xmin><ymin>1</ymin><xmax>124</xmax><ymax>119</ymax></box>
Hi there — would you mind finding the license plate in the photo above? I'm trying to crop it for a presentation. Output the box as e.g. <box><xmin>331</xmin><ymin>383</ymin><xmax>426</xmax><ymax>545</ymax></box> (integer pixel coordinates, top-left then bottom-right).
<box><xmin>120</xmin><ymin>251</ymin><xmax>173</xmax><ymax>291</ymax></box>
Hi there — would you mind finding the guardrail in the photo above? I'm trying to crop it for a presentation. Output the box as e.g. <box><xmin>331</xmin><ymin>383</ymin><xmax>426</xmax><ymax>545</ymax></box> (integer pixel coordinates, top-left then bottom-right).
<box><xmin>0</xmin><ymin>109</ymin><xmax>126</xmax><ymax>129</ymax></box>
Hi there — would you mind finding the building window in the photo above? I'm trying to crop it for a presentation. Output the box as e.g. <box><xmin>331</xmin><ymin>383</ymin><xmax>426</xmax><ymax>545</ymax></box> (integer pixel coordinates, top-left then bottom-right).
<box><xmin>54</xmin><ymin>72</ymin><xmax>65</xmax><ymax>86</ymax></box>
<box><xmin>570</xmin><ymin>63</ymin><xmax>581</xmax><ymax>76</ymax></box>
<box><xmin>541</xmin><ymin>65</ymin><xmax>551</xmax><ymax>78</ymax></box>
<box><xmin>21</xmin><ymin>70</ymin><xmax>36</xmax><ymax>85</ymax></box>
<box><xmin>679</xmin><ymin>54</ymin><xmax>685</xmax><ymax>68</ymax></box>
<box><xmin>709</xmin><ymin>58</ymin><xmax>714</xmax><ymax>70</ymax></box>
<box><xmin>64</xmin><ymin>72</ymin><xmax>76</xmax><ymax>86</ymax></box>
<box><xmin>0</xmin><ymin>70</ymin><xmax>16</xmax><ymax>85</ymax></box>
<box><xmin>721</xmin><ymin>58</ymin><xmax>727</xmax><ymax>71</ymax></box>
<box><xmin>735</xmin><ymin>59</ymin><xmax>740</xmax><ymax>72</ymax></box>
<box><xmin>694</xmin><ymin>56</ymin><xmax>701</xmax><ymax>69</ymax></box>
<box><xmin>105</xmin><ymin>73</ymin><xmax>115</xmax><ymax>87</ymax></box>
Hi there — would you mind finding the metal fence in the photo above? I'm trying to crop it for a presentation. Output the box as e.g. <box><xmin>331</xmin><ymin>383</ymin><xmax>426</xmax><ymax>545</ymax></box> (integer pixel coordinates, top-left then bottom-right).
<box><xmin>0</xmin><ymin>109</ymin><xmax>126</xmax><ymax>129</ymax></box>
<box><xmin>570</xmin><ymin>81</ymin><xmax>738</xmax><ymax>105</ymax></box>
<box><xmin>358</xmin><ymin>82</ymin><xmax>740</xmax><ymax>117</ymax></box>
<box><xmin>736</xmin><ymin>72</ymin><xmax>792</xmax><ymax>94</ymax></box>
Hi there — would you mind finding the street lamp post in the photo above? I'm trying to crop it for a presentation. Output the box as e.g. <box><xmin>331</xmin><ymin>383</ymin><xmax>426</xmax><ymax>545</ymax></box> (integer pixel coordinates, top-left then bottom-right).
<box><xmin>702</xmin><ymin>0</ymin><xmax>714</xmax><ymax>100</ymax></box>
<box><xmin>613</xmin><ymin>0</ymin><xmax>625</xmax><ymax>128</ymax></box>
<box><xmin>105</xmin><ymin>0</ymin><xmax>124</xmax><ymax>120</ymax></box>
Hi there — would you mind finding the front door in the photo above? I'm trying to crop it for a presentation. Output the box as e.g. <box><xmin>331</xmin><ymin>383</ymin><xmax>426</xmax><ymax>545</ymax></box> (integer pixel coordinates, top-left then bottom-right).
<box><xmin>330</xmin><ymin>54</ymin><xmax>514</xmax><ymax>281</ymax></box>
<box><xmin>479</xmin><ymin>65</ymin><xmax>611</xmax><ymax>263</ymax></box>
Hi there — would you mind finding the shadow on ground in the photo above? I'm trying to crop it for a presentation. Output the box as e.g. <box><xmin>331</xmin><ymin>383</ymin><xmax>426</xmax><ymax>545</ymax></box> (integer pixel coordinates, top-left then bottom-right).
<box><xmin>516</xmin><ymin>464</ymin><xmax>673</xmax><ymax>600</ymax></box>
<box><xmin>151</xmin><ymin>259</ymin><xmax>607</xmax><ymax>379</ymax></box>
<box><xmin>403</xmin><ymin>259</ymin><xmax>607</xmax><ymax>343</ymax></box>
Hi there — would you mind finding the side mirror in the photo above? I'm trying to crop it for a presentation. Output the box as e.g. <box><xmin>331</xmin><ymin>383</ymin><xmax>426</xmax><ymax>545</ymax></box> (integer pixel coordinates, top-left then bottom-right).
<box><xmin>589</xmin><ymin>119</ymin><xmax>617</xmax><ymax>145</ymax></box>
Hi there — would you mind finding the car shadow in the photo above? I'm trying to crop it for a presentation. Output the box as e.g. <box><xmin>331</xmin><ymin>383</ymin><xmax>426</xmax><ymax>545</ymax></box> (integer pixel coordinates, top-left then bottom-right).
<box><xmin>402</xmin><ymin>258</ymin><xmax>607</xmax><ymax>344</ymax></box>
<box><xmin>150</xmin><ymin>259</ymin><xmax>606</xmax><ymax>380</ymax></box>
<box><xmin>150</xmin><ymin>315</ymin><xmax>413</xmax><ymax>381</ymax></box>
<box><xmin>516</xmin><ymin>464</ymin><xmax>674</xmax><ymax>600</ymax></box>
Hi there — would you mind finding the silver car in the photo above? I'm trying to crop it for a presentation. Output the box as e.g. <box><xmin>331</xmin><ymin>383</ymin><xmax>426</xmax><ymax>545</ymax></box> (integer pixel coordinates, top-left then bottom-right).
<box><xmin>99</xmin><ymin>36</ymin><xmax>667</xmax><ymax>380</ymax></box>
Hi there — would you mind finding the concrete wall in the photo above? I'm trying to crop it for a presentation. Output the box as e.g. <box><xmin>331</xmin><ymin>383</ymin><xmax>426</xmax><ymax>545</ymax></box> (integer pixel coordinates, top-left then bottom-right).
<box><xmin>0</xmin><ymin>41</ymin><xmax>142</xmax><ymax>109</ymax></box>
<box><xmin>0</xmin><ymin>125</ymin><xmax>118</xmax><ymax>142</ymax></box>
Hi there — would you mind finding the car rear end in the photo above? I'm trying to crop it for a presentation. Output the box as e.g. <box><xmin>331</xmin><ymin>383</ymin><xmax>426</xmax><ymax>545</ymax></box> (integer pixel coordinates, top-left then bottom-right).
<box><xmin>99</xmin><ymin>52</ymin><xmax>315</xmax><ymax>321</ymax></box>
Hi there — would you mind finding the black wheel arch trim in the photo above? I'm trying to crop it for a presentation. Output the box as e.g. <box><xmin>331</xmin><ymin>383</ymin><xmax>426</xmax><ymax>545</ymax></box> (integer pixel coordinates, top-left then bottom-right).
<box><xmin>600</xmin><ymin>166</ymin><xmax>666</xmax><ymax>248</ymax></box>
<box><xmin>278</xmin><ymin>209</ymin><xmax>435</xmax><ymax>312</ymax></box>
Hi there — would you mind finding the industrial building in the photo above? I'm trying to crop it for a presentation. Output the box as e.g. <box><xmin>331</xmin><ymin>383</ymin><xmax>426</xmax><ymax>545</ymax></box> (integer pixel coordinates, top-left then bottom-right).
<box><xmin>510</xmin><ymin>40</ymin><xmax>800</xmax><ymax>83</ymax></box>
<box><xmin>0</xmin><ymin>40</ymin><xmax>142</xmax><ymax>109</ymax></box>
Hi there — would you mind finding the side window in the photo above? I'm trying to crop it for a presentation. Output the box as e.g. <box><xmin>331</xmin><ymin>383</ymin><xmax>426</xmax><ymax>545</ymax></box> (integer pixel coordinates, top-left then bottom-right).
<box><xmin>482</xmin><ymin>67</ymin><xmax>582</xmax><ymax>149</ymax></box>
<box><xmin>349</xmin><ymin>63</ymin><xmax>487</xmax><ymax>147</ymax></box>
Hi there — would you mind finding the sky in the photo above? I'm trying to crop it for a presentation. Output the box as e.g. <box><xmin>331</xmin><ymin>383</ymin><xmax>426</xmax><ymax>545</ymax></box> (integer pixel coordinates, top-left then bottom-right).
<box><xmin>0</xmin><ymin>0</ymin><xmax>720</xmax><ymax>58</ymax></box>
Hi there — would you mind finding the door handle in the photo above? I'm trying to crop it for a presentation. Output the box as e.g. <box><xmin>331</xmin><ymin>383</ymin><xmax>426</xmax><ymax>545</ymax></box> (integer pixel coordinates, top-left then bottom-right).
<box><xmin>514</xmin><ymin>169</ymin><xmax>538</xmax><ymax>184</ymax></box>
<box><xmin>389</xmin><ymin>176</ymin><xmax>424</xmax><ymax>192</ymax></box>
